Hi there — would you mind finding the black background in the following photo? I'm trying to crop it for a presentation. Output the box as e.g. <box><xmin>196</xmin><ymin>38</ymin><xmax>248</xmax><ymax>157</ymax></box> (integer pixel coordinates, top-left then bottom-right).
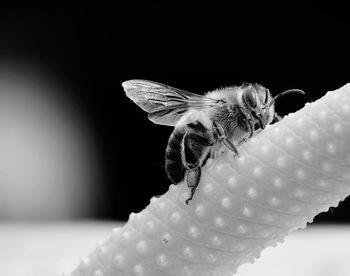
<box><xmin>0</xmin><ymin>4</ymin><xmax>349</xmax><ymax>222</ymax></box>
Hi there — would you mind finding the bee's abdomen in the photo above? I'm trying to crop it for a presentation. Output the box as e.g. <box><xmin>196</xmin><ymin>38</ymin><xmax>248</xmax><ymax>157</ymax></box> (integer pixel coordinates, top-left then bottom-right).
<box><xmin>165</xmin><ymin>128</ymin><xmax>186</xmax><ymax>184</ymax></box>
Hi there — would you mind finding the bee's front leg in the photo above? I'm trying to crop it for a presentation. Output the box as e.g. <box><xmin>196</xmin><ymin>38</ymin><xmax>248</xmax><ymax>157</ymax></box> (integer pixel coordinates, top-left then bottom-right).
<box><xmin>212</xmin><ymin>121</ymin><xmax>240</xmax><ymax>157</ymax></box>
<box><xmin>247</xmin><ymin>118</ymin><xmax>255</xmax><ymax>138</ymax></box>
<box><xmin>222</xmin><ymin>138</ymin><xmax>240</xmax><ymax>157</ymax></box>
<box><xmin>272</xmin><ymin>113</ymin><xmax>283</xmax><ymax>123</ymax></box>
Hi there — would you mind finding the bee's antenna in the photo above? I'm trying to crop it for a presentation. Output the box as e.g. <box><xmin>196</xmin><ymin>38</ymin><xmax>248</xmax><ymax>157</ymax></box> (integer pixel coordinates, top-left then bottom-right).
<box><xmin>269</xmin><ymin>89</ymin><xmax>305</xmax><ymax>108</ymax></box>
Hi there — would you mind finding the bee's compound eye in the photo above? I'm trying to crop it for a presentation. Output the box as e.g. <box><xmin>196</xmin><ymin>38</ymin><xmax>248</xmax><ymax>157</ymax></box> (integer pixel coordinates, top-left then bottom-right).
<box><xmin>243</xmin><ymin>89</ymin><xmax>257</xmax><ymax>109</ymax></box>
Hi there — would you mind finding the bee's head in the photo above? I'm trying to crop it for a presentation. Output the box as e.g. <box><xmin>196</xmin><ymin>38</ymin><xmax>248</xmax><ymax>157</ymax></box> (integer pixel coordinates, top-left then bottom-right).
<box><xmin>242</xmin><ymin>84</ymin><xmax>305</xmax><ymax>129</ymax></box>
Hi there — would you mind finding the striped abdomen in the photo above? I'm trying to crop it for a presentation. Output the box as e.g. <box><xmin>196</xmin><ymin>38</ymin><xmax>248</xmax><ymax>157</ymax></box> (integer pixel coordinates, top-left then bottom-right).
<box><xmin>165</xmin><ymin>121</ymin><xmax>213</xmax><ymax>184</ymax></box>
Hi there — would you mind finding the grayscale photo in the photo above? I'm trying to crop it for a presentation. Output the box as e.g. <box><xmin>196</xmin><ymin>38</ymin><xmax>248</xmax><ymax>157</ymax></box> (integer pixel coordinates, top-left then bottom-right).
<box><xmin>0</xmin><ymin>3</ymin><xmax>349</xmax><ymax>276</ymax></box>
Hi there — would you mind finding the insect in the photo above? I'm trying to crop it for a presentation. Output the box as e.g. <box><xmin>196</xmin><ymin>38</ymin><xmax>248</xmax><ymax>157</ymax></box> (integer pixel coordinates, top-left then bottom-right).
<box><xmin>122</xmin><ymin>80</ymin><xmax>304</xmax><ymax>204</ymax></box>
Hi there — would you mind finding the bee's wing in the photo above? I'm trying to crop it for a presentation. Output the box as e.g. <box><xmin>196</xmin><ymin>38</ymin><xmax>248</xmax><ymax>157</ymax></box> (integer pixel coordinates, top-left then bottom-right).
<box><xmin>122</xmin><ymin>79</ymin><xmax>225</xmax><ymax>126</ymax></box>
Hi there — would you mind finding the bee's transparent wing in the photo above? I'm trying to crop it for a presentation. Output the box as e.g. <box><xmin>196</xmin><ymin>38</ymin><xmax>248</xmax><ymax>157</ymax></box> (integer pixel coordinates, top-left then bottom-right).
<box><xmin>122</xmin><ymin>79</ymin><xmax>225</xmax><ymax>126</ymax></box>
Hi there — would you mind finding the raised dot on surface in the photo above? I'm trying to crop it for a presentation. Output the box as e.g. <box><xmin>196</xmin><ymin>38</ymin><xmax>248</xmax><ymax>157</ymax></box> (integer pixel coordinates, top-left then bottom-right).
<box><xmin>97</xmin><ymin>238</ymin><xmax>108</xmax><ymax>247</ymax></box>
<box><xmin>332</xmin><ymin>93</ymin><xmax>340</xmax><ymax>100</ymax></box>
<box><xmin>114</xmin><ymin>254</ymin><xmax>124</xmax><ymax>267</ymax></box>
<box><xmin>309</xmin><ymin>129</ymin><xmax>318</xmax><ymax>141</ymax></box>
<box><xmin>203</xmin><ymin>183</ymin><xmax>213</xmax><ymax>194</ymax></box>
<box><xmin>326</xmin><ymin>143</ymin><xmax>336</xmax><ymax>154</ymax></box>
<box><xmin>296</xmin><ymin>118</ymin><xmax>304</xmax><ymax>127</ymax></box>
<box><xmin>93</xmin><ymin>270</ymin><xmax>104</xmax><ymax>276</ymax></box>
<box><xmin>133</xmin><ymin>264</ymin><xmax>144</xmax><ymax>276</ymax></box>
<box><xmin>169</xmin><ymin>184</ymin><xmax>177</xmax><ymax>192</ymax></box>
<box><xmin>129</xmin><ymin>212</ymin><xmax>137</xmax><ymax>220</ymax></box>
<box><xmin>242</xmin><ymin>206</ymin><xmax>252</xmax><ymax>217</ymax></box>
<box><xmin>247</xmin><ymin>187</ymin><xmax>258</xmax><ymax>198</ymax></box>
<box><xmin>227</xmin><ymin>176</ymin><xmax>237</xmax><ymax>188</ymax></box>
<box><xmin>136</xmin><ymin>240</ymin><xmax>148</xmax><ymax>253</ymax></box>
<box><xmin>110</xmin><ymin>229</ymin><xmax>121</xmax><ymax>242</ymax></box>
<box><xmin>98</xmin><ymin>245</ymin><xmax>109</xmax><ymax>256</ymax></box>
<box><xmin>150</xmin><ymin>197</ymin><xmax>159</xmax><ymax>204</ymax></box>
<box><xmin>273</xmin><ymin>127</ymin><xmax>281</xmax><ymax>134</ymax></box>
<box><xmin>260</xmin><ymin>145</ymin><xmax>269</xmax><ymax>154</ymax></box>
<box><xmin>296</xmin><ymin>169</ymin><xmax>306</xmax><ymax>180</ymax></box>
<box><xmin>211</xmin><ymin>236</ymin><xmax>222</xmax><ymax>246</ymax></box>
<box><xmin>221</xmin><ymin>196</ymin><xmax>232</xmax><ymax>209</ymax></box>
<box><xmin>214</xmin><ymin>217</ymin><xmax>225</xmax><ymax>228</ymax></box>
<box><xmin>81</xmin><ymin>257</ymin><xmax>91</xmax><ymax>266</ymax></box>
<box><xmin>276</xmin><ymin>156</ymin><xmax>286</xmax><ymax>167</ymax></box>
<box><xmin>170</xmin><ymin>212</ymin><xmax>181</xmax><ymax>224</ymax></box>
<box><xmin>269</xmin><ymin>197</ymin><xmax>280</xmax><ymax>207</ymax></box>
<box><xmin>237</xmin><ymin>155</ymin><xmax>246</xmax><ymax>164</ymax></box>
<box><xmin>161</xmin><ymin>233</ymin><xmax>172</xmax><ymax>245</ymax></box>
<box><xmin>194</xmin><ymin>204</ymin><xmax>205</xmax><ymax>217</ymax></box>
<box><xmin>273</xmin><ymin>178</ymin><xmax>283</xmax><ymax>189</ymax></box>
<box><xmin>333</xmin><ymin>123</ymin><xmax>342</xmax><ymax>134</ymax></box>
<box><xmin>112</xmin><ymin>227</ymin><xmax>120</xmax><ymax>235</ymax></box>
<box><xmin>253</xmin><ymin>166</ymin><xmax>262</xmax><ymax>177</ymax></box>
<box><xmin>157</xmin><ymin>254</ymin><xmax>168</xmax><ymax>267</ymax></box>
<box><xmin>285</xmin><ymin>137</ymin><xmax>294</xmax><ymax>146</ymax></box>
<box><xmin>145</xmin><ymin>221</ymin><xmax>155</xmax><ymax>232</ymax></box>
<box><xmin>122</xmin><ymin>231</ymin><xmax>131</xmax><ymax>240</ymax></box>
<box><xmin>319</xmin><ymin>110</ymin><xmax>327</xmax><ymax>119</ymax></box>
<box><xmin>342</xmin><ymin>103</ymin><xmax>350</xmax><ymax>113</ymax></box>
<box><xmin>188</xmin><ymin>226</ymin><xmax>200</xmax><ymax>238</ymax></box>
<box><xmin>158</xmin><ymin>201</ymin><xmax>166</xmax><ymax>209</ymax></box>
<box><xmin>250</xmin><ymin>137</ymin><xmax>257</xmax><ymax>144</ymax></box>
<box><xmin>237</xmin><ymin>224</ymin><xmax>247</xmax><ymax>234</ymax></box>
<box><xmin>302</xmin><ymin>150</ymin><xmax>311</xmax><ymax>160</ymax></box>
<box><xmin>215</xmin><ymin>164</ymin><xmax>224</xmax><ymax>172</ymax></box>
<box><xmin>264</xmin><ymin>214</ymin><xmax>275</xmax><ymax>222</ymax></box>
<box><xmin>182</xmin><ymin>266</ymin><xmax>192</xmax><ymax>276</ymax></box>
<box><xmin>293</xmin><ymin>189</ymin><xmax>305</xmax><ymax>198</ymax></box>
<box><xmin>318</xmin><ymin>180</ymin><xmax>328</xmax><ymax>188</ymax></box>
<box><xmin>183</xmin><ymin>246</ymin><xmax>194</xmax><ymax>258</ymax></box>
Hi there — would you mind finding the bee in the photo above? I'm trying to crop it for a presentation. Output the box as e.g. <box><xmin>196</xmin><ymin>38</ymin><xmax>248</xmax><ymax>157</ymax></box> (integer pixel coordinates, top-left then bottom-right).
<box><xmin>122</xmin><ymin>80</ymin><xmax>304</xmax><ymax>204</ymax></box>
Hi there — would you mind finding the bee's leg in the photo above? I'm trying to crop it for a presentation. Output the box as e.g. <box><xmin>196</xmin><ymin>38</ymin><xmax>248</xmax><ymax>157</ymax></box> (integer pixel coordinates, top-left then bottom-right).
<box><xmin>252</xmin><ymin>112</ymin><xmax>265</xmax><ymax>129</ymax></box>
<box><xmin>185</xmin><ymin>167</ymin><xmax>201</xmax><ymax>205</ymax></box>
<box><xmin>247</xmin><ymin>118</ymin><xmax>255</xmax><ymax>138</ymax></box>
<box><xmin>272</xmin><ymin>113</ymin><xmax>283</xmax><ymax>123</ymax></box>
<box><xmin>212</xmin><ymin>121</ymin><xmax>240</xmax><ymax>157</ymax></box>
<box><xmin>182</xmin><ymin>140</ymin><xmax>210</xmax><ymax>204</ymax></box>
<box><xmin>212</xmin><ymin>121</ymin><xmax>227</xmax><ymax>140</ymax></box>
<box><xmin>222</xmin><ymin>138</ymin><xmax>240</xmax><ymax>157</ymax></box>
<box><xmin>180</xmin><ymin>131</ymin><xmax>200</xmax><ymax>170</ymax></box>
<box><xmin>237</xmin><ymin>105</ymin><xmax>255</xmax><ymax>135</ymax></box>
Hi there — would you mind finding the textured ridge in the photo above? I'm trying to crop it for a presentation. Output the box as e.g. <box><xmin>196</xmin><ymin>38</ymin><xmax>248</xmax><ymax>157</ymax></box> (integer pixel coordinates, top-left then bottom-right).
<box><xmin>69</xmin><ymin>83</ymin><xmax>350</xmax><ymax>276</ymax></box>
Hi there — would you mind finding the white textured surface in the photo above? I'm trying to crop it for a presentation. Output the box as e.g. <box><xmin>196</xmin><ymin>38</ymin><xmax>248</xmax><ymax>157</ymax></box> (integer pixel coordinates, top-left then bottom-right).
<box><xmin>1</xmin><ymin>222</ymin><xmax>350</xmax><ymax>276</ymax></box>
<box><xmin>70</xmin><ymin>84</ymin><xmax>350</xmax><ymax>276</ymax></box>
